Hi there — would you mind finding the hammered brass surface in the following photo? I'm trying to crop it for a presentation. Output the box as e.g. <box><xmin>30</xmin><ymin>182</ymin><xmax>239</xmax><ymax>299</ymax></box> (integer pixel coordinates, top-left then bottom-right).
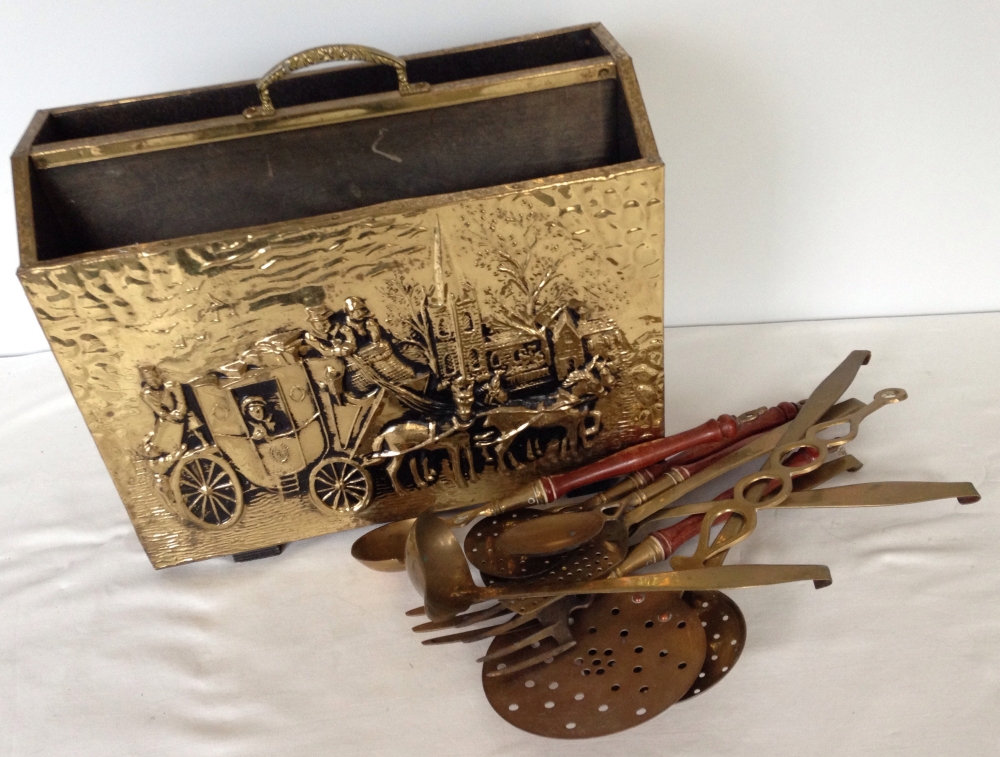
<box><xmin>19</xmin><ymin>166</ymin><xmax>664</xmax><ymax>568</ymax></box>
<box><xmin>482</xmin><ymin>592</ymin><xmax>705</xmax><ymax>738</ymax></box>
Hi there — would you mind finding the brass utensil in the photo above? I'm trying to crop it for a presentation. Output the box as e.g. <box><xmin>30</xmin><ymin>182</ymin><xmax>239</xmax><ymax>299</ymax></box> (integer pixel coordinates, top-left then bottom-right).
<box><xmin>615</xmin><ymin>397</ymin><xmax>867</xmax><ymax>539</ymax></box>
<box><xmin>424</xmin><ymin>509</ymin><xmax>732</xmax><ymax>662</ymax></box>
<box><xmin>351</xmin><ymin>499</ymin><xmax>483</xmax><ymax>572</ymax></box>
<box><xmin>479</xmin><ymin>519</ymin><xmax>632</xmax><ymax>618</ymax></box>
<box><xmin>695</xmin><ymin>351</ymin><xmax>872</xmax><ymax>567</ymax></box>
<box><xmin>471</xmin><ymin>455</ymin><xmax>858</xmax><ymax>675</ymax></box>
<box><xmin>670</xmin><ymin>387</ymin><xmax>980</xmax><ymax>569</ymax></box>
<box><xmin>490</xmin><ymin>433</ymin><xmax>770</xmax><ymax>560</ymax></box>
<box><xmin>351</xmin><ymin>517</ymin><xmax>417</xmax><ymax>572</ymax></box>
<box><xmin>680</xmin><ymin>591</ymin><xmax>746</xmax><ymax>700</ymax></box>
<box><xmin>558</xmin><ymin>402</ymin><xmax>800</xmax><ymax>514</ymax></box>
<box><xmin>619</xmin><ymin>452</ymin><xmax>861</xmax><ymax>575</ymax></box>
<box><xmin>490</xmin><ymin>403</ymin><xmax>801</xmax><ymax>558</ymax></box>
<box><xmin>353</xmin><ymin>410</ymin><xmax>781</xmax><ymax>572</ymax></box>
<box><xmin>486</xmin><ymin>398</ymin><xmax>862</xmax><ymax>560</ymax></box>
<box><xmin>417</xmin><ymin>497</ymin><xmax>658</xmax><ymax>632</ymax></box>
<box><xmin>481</xmin><ymin>592</ymin><xmax>707</xmax><ymax>738</ymax></box>
<box><xmin>416</xmin><ymin>595</ymin><xmax>581</xmax><ymax>645</ymax></box>
<box><xmin>449</xmin><ymin>412</ymin><xmax>757</xmax><ymax>527</ymax></box>
<box><xmin>406</xmin><ymin>509</ymin><xmax>831</xmax><ymax>621</ymax></box>
<box><xmin>464</xmin><ymin>509</ymin><xmax>572</xmax><ymax>579</ymax></box>
<box><xmin>419</xmin><ymin>453</ymin><xmax>861</xmax><ymax>671</ymax></box>
<box><xmin>476</xmin><ymin>595</ymin><xmax>595</xmax><ymax>676</ymax></box>
<box><xmin>666</xmin><ymin>480</ymin><xmax>980</xmax><ymax>521</ymax></box>
<box><xmin>406</xmin><ymin>442</ymin><xmax>863</xmax><ymax>620</ymax></box>
<box><xmin>474</xmin><ymin>455</ymin><xmax>862</xmax><ymax>693</ymax></box>
<box><xmin>476</xmin><ymin>515</ymin><xmax>722</xmax><ymax>675</ymax></box>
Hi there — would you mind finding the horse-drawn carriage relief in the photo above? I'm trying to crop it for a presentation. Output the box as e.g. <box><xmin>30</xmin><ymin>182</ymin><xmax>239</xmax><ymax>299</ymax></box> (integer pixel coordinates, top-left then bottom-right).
<box><xmin>137</xmin><ymin>224</ymin><xmax>656</xmax><ymax>531</ymax></box>
<box><xmin>140</xmin><ymin>349</ymin><xmax>384</xmax><ymax>528</ymax></box>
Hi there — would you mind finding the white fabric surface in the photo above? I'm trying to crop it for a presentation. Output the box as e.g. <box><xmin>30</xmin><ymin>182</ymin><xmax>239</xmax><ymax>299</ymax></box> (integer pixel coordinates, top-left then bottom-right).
<box><xmin>1</xmin><ymin>311</ymin><xmax>998</xmax><ymax>756</ymax></box>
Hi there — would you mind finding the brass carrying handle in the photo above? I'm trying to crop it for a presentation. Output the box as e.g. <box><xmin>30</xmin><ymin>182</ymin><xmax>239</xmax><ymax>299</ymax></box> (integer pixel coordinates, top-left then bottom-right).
<box><xmin>244</xmin><ymin>44</ymin><xmax>431</xmax><ymax>119</ymax></box>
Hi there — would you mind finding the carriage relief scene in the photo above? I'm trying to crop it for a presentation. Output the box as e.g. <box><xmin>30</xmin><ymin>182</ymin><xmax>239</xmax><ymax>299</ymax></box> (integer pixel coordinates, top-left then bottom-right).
<box><xmin>137</xmin><ymin>228</ymin><xmax>663</xmax><ymax>530</ymax></box>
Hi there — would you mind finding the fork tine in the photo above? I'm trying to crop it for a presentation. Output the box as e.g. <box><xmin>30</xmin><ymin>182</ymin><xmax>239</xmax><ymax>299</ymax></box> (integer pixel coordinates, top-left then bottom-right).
<box><xmin>405</xmin><ymin>606</ymin><xmax>426</xmax><ymax>617</ymax></box>
<box><xmin>477</xmin><ymin>622</ymin><xmax>562</xmax><ymax>663</ymax></box>
<box><xmin>421</xmin><ymin>623</ymin><xmax>527</xmax><ymax>646</ymax></box>
<box><xmin>484</xmin><ymin>640</ymin><xmax>578</xmax><ymax>678</ymax></box>
<box><xmin>421</xmin><ymin>608</ymin><xmax>544</xmax><ymax>646</ymax></box>
<box><xmin>411</xmin><ymin>603</ymin><xmax>510</xmax><ymax>633</ymax></box>
<box><xmin>422</xmin><ymin>616</ymin><xmax>539</xmax><ymax>646</ymax></box>
<box><xmin>476</xmin><ymin>595</ymin><xmax>591</xmax><ymax>668</ymax></box>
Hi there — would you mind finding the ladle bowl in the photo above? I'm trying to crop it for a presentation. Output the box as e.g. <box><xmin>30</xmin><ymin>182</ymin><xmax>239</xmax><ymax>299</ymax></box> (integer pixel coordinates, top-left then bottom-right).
<box><xmin>406</xmin><ymin>511</ymin><xmax>481</xmax><ymax>621</ymax></box>
<box><xmin>351</xmin><ymin>518</ymin><xmax>417</xmax><ymax>572</ymax></box>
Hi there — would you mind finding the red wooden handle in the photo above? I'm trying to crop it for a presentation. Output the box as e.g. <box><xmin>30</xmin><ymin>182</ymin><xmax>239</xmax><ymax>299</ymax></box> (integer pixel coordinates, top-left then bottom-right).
<box><xmin>590</xmin><ymin>402</ymin><xmax>800</xmax><ymax>501</ymax></box>
<box><xmin>667</xmin><ymin>402</ymin><xmax>800</xmax><ymax>466</ymax></box>
<box><xmin>651</xmin><ymin>444</ymin><xmax>820</xmax><ymax>556</ymax></box>
<box><xmin>541</xmin><ymin>415</ymin><xmax>740</xmax><ymax>501</ymax></box>
<box><xmin>668</xmin><ymin>430</ymin><xmax>770</xmax><ymax>481</ymax></box>
<box><xmin>651</xmin><ymin>512</ymin><xmax>731</xmax><ymax>556</ymax></box>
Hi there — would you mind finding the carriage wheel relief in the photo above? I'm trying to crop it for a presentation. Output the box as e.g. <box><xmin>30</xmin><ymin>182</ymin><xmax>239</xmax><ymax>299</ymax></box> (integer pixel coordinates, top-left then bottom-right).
<box><xmin>170</xmin><ymin>453</ymin><xmax>245</xmax><ymax>528</ymax></box>
<box><xmin>309</xmin><ymin>457</ymin><xmax>373</xmax><ymax>513</ymax></box>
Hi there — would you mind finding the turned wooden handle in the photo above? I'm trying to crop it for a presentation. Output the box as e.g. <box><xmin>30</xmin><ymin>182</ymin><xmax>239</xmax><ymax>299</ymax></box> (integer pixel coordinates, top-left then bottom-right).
<box><xmin>667</xmin><ymin>402</ymin><xmax>800</xmax><ymax>466</ymax></box>
<box><xmin>541</xmin><ymin>415</ymin><xmax>741</xmax><ymax>501</ymax></box>
<box><xmin>626</xmin><ymin>402</ymin><xmax>801</xmax><ymax>495</ymax></box>
<box><xmin>651</xmin><ymin>512</ymin><xmax>730</xmax><ymax>557</ymax></box>
<box><xmin>572</xmin><ymin>459</ymin><xmax>677</xmax><ymax>511</ymax></box>
<box><xmin>629</xmin><ymin>445</ymin><xmax>826</xmax><ymax>573</ymax></box>
<box><xmin>649</xmin><ymin>476</ymin><xmax>745</xmax><ymax>557</ymax></box>
<box><xmin>566</xmin><ymin>426</ymin><xmax>775</xmax><ymax>515</ymax></box>
<box><xmin>668</xmin><ymin>430</ymin><xmax>768</xmax><ymax>481</ymax></box>
<box><xmin>615</xmin><ymin>496</ymin><xmax>733</xmax><ymax>577</ymax></box>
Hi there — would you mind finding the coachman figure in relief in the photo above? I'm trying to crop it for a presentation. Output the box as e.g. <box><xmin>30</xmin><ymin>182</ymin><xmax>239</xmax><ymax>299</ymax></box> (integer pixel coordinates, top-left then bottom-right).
<box><xmin>138</xmin><ymin>364</ymin><xmax>206</xmax><ymax>462</ymax></box>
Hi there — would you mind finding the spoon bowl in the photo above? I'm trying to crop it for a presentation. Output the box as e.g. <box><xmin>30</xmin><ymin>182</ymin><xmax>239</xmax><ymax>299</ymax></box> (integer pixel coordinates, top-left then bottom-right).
<box><xmin>351</xmin><ymin>518</ymin><xmax>416</xmax><ymax>572</ymax></box>
<box><xmin>493</xmin><ymin>509</ymin><xmax>608</xmax><ymax>557</ymax></box>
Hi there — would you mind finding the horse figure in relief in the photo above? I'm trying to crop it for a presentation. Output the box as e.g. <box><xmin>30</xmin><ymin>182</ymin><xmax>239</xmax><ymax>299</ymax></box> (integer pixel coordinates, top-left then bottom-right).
<box><xmin>369</xmin><ymin>378</ymin><xmax>478</xmax><ymax>492</ymax></box>
<box><xmin>476</xmin><ymin>359</ymin><xmax>611</xmax><ymax>470</ymax></box>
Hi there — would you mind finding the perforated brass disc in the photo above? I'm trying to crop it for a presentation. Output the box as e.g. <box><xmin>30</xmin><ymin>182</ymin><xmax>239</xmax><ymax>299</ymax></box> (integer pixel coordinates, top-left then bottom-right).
<box><xmin>465</xmin><ymin>510</ymin><xmax>569</xmax><ymax>579</ymax></box>
<box><xmin>681</xmin><ymin>591</ymin><xmax>746</xmax><ymax>701</ymax></box>
<box><xmin>485</xmin><ymin>521</ymin><xmax>628</xmax><ymax>617</ymax></box>
<box><xmin>483</xmin><ymin>592</ymin><xmax>706</xmax><ymax>739</ymax></box>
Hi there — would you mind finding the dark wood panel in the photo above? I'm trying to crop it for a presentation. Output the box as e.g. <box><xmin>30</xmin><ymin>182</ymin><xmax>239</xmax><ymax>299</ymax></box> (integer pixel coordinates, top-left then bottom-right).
<box><xmin>35</xmin><ymin>79</ymin><xmax>630</xmax><ymax>258</ymax></box>
<box><xmin>40</xmin><ymin>28</ymin><xmax>606</xmax><ymax>142</ymax></box>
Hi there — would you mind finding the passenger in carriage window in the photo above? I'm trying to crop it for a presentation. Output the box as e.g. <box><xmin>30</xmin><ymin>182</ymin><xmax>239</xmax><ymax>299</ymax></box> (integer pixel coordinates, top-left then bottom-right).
<box><xmin>241</xmin><ymin>396</ymin><xmax>277</xmax><ymax>441</ymax></box>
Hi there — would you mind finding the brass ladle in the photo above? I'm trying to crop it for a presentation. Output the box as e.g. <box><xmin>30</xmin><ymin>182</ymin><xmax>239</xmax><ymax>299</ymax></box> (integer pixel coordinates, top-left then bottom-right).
<box><xmin>353</xmin><ymin>403</ymin><xmax>800</xmax><ymax>572</ymax></box>
<box><xmin>415</xmin><ymin>452</ymin><xmax>862</xmax><ymax>636</ymax></box>
<box><xmin>405</xmin><ymin>510</ymin><xmax>831</xmax><ymax>622</ymax></box>
<box><xmin>351</xmin><ymin>517</ymin><xmax>417</xmax><ymax>572</ymax></box>
<box><xmin>351</xmin><ymin>499</ymin><xmax>488</xmax><ymax>572</ymax></box>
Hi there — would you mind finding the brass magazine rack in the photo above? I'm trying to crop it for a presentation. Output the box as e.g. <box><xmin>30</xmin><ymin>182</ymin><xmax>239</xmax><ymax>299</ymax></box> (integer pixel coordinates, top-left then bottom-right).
<box><xmin>13</xmin><ymin>24</ymin><xmax>664</xmax><ymax>568</ymax></box>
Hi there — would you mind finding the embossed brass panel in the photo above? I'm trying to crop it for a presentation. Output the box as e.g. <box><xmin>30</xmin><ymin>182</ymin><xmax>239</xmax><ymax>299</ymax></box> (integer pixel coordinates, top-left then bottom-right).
<box><xmin>13</xmin><ymin>24</ymin><xmax>665</xmax><ymax>568</ymax></box>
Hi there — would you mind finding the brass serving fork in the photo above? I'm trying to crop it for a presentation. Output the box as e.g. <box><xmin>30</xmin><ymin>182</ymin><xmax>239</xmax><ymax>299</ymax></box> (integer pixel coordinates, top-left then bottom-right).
<box><xmin>419</xmin><ymin>453</ymin><xmax>862</xmax><ymax>676</ymax></box>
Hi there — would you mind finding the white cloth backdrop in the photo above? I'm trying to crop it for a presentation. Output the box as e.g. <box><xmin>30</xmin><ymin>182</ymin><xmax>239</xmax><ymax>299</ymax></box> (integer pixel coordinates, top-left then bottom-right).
<box><xmin>1</xmin><ymin>311</ymin><xmax>998</xmax><ymax>756</ymax></box>
<box><xmin>4</xmin><ymin>1</ymin><xmax>1000</xmax><ymax>355</ymax></box>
